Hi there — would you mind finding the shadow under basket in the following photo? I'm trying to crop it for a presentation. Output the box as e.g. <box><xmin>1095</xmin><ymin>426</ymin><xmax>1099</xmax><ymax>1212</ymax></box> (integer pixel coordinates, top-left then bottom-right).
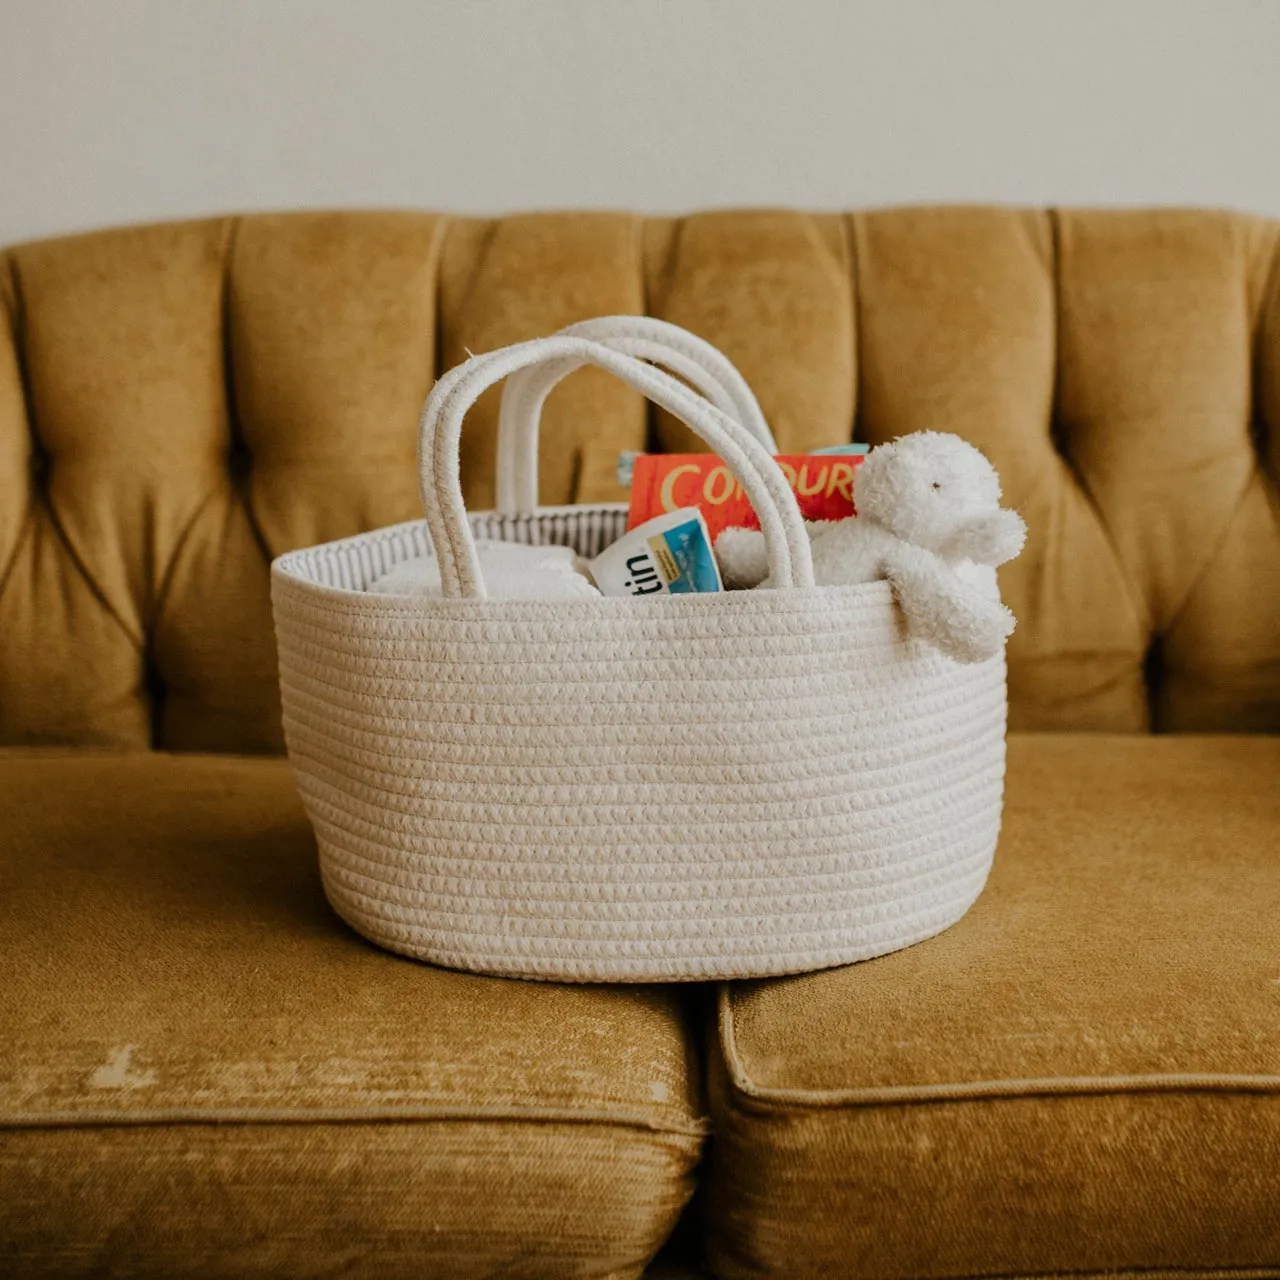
<box><xmin>271</xmin><ymin>508</ymin><xmax>1008</xmax><ymax>983</ymax></box>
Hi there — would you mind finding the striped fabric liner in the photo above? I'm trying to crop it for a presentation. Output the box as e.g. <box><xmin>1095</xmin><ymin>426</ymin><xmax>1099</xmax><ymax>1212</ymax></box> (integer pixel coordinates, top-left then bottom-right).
<box><xmin>469</xmin><ymin>503</ymin><xmax>630</xmax><ymax>560</ymax></box>
<box><xmin>284</xmin><ymin>504</ymin><xmax>631</xmax><ymax>595</ymax></box>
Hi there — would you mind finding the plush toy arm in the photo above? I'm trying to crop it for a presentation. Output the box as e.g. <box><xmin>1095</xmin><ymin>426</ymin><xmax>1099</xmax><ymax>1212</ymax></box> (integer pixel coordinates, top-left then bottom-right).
<box><xmin>939</xmin><ymin>508</ymin><xmax>1027</xmax><ymax>567</ymax></box>
<box><xmin>882</xmin><ymin>543</ymin><xmax>1015</xmax><ymax>663</ymax></box>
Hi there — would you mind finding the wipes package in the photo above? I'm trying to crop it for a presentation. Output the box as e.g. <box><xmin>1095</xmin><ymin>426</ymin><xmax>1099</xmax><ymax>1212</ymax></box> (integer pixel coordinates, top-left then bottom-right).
<box><xmin>369</xmin><ymin>541</ymin><xmax>600</xmax><ymax>600</ymax></box>
<box><xmin>589</xmin><ymin>509</ymin><xmax>722</xmax><ymax>597</ymax></box>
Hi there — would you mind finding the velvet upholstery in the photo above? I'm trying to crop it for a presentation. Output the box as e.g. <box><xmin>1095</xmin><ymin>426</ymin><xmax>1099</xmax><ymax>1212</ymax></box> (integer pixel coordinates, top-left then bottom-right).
<box><xmin>2</xmin><ymin>208</ymin><xmax>1278</xmax><ymax>1278</ymax></box>
<box><xmin>0</xmin><ymin>751</ymin><xmax>703</xmax><ymax>1279</ymax></box>
<box><xmin>706</xmin><ymin>734</ymin><xmax>1280</xmax><ymax>1278</ymax></box>
<box><xmin>2</xmin><ymin>210</ymin><xmax>1278</xmax><ymax>753</ymax></box>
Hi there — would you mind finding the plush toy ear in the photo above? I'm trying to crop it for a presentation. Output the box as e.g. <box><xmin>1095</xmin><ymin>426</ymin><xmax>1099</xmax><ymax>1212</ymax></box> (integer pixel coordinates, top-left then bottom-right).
<box><xmin>853</xmin><ymin>439</ymin><xmax>895</xmax><ymax>492</ymax></box>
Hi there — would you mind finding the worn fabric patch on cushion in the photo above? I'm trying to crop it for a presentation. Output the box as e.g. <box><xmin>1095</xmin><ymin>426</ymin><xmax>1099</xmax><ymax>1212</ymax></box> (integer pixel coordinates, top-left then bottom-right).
<box><xmin>0</xmin><ymin>751</ymin><xmax>704</xmax><ymax>1279</ymax></box>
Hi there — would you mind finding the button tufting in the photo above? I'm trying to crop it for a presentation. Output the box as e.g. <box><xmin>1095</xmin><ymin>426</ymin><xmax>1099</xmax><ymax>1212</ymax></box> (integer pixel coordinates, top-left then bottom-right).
<box><xmin>1047</xmin><ymin>416</ymin><xmax>1074</xmax><ymax>465</ymax></box>
<box><xmin>28</xmin><ymin>444</ymin><xmax>50</xmax><ymax>487</ymax></box>
<box><xmin>1249</xmin><ymin>415</ymin><xmax>1273</xmax><ymax>479</ymax></box>
<box><xmin>227</xmin><ymin>439</ymin><xmax>252</xmax><ymax>480</ymax></box>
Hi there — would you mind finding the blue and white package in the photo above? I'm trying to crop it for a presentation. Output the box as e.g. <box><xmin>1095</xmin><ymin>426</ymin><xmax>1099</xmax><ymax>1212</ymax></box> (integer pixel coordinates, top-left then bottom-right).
<box><xmin>588</xmin><ymin>508</ymin><xmax>722</xmax><ymax>597</ymax></box>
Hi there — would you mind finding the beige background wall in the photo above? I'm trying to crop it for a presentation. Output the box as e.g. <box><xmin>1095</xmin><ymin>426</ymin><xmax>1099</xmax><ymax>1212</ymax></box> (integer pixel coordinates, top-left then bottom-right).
<box><xmin>2</xmin><ymin>0</ymin><xmax>1278</xmax><ymax>245</ymax></box>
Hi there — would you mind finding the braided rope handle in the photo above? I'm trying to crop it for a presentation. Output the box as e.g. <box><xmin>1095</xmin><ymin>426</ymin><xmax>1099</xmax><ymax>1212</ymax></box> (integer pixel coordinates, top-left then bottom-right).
<box><xmin>495</xmin><ymin>316</ymin><xmax>778</xmax><ymax>516</ymax></box>
<box><xmin>418</xmin><ymin>336</ymin><xmax>814</xmax><ymax>599</ymax></box>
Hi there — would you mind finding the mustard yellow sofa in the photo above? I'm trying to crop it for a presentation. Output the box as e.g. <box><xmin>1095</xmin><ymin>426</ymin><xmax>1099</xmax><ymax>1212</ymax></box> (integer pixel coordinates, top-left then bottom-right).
<box><xmin>2</xmin><ymin>208</ymin><xmax>1278</xmax><ymax>1280</ymax></box>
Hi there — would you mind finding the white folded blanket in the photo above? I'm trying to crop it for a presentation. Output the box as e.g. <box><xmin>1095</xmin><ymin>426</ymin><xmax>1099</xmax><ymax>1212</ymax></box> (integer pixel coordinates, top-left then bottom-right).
<box><xmin>368</xmin><ymin>540</ymin><xmax>601</xmax><ymax>600</ymax></box>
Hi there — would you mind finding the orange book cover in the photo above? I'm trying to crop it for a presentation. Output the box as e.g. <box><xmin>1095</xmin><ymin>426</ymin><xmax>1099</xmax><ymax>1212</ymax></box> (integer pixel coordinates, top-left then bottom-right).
<box><xmin>626</xmin><ymin>453</ymin><xmax>865</xmax><ymax>538</ymax></box>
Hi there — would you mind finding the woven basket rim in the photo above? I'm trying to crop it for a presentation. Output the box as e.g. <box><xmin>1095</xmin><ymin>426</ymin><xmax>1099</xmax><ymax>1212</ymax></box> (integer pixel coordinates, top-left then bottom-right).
<box><xmin>272</xmin><ymin>516</ymin><xmax>899</xmax><ymax>619</ymax></box>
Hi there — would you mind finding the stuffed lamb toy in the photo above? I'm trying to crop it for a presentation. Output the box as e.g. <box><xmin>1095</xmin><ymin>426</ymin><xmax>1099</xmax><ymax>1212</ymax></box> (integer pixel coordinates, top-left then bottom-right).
<box><xmin>716</xmin><ymin>431</ymin><xmax>1026</xmax><ymax>663</ymax></box>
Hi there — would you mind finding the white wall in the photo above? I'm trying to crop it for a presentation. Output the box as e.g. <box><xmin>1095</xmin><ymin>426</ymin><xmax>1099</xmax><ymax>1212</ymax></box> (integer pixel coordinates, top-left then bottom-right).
<box><xmin>2</xmin><ymin>0</ymin><xmax>1278</xmax><ymax>246</ymax></box>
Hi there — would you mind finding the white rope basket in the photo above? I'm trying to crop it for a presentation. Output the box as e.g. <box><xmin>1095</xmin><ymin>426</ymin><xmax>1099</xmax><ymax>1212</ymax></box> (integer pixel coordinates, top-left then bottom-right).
<box><xmin>272</xmin><ymin>318</ymin><xmax>1008</xmax><ymax>982</ymax></box>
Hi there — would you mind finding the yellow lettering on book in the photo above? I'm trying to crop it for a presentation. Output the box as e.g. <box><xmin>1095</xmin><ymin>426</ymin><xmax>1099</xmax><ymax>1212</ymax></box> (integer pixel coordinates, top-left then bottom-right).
<box><xmin>796</xmin><ymin>462</ymin><xmax>827</xmax><ymax>497</ymax></box>
<box><xmin>658</xmin><ymin>463</ymin><xmax>699</xmax><ymax>513</ymax></box>
<box><xmin>703</xmin><ymin>466</ymin><xmax>734</xmax><ymax>505</ymax></box>
<box><xmin>827</xmin><ymin>461</ymin><xmax>855</xmax><ymax>502</ymax></box>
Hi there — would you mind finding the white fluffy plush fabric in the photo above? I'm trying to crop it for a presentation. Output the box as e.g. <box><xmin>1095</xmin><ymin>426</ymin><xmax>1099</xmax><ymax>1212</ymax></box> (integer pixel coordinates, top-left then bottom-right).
<box><xmin>369</xmin><ymin>540</ymin><xmax>600</xmax><ymax>601</ymax></box>
<box><xmin>716</xmin><ymin>432</ymin><xmax>1027</xmax><ymax>663</ymax></box>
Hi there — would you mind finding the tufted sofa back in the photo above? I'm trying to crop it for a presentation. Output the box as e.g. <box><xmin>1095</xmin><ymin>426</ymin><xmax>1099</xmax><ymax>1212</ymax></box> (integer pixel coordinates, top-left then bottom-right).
<box><xmin>2</xmin><ymin>207</ymin><xmax>1278</xmax><ymax>751</ymax></box>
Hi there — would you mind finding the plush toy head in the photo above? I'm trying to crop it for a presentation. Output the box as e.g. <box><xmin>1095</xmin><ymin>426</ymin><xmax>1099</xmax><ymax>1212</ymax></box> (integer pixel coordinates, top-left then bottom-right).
<box><xmin>855</xmin><ymin>431</ymin><xmax>1005</xmax><ymax>550</ymax></box>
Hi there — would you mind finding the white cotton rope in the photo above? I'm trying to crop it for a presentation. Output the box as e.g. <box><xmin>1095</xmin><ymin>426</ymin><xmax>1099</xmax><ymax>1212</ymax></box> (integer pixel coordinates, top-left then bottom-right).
<box><xmin>271</xmin><ymin>327</ymin><xmax>1008</xmax><ymax>981</ymax></box>
<box><xmin>496</xmin><ymin>315</ymin><xmax>778</xmax><ymax>516</ymax></box>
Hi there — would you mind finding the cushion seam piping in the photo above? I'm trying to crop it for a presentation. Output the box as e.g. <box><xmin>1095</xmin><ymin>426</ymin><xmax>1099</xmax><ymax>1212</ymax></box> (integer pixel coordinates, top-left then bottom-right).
<box><xmin>894</xmin><ymin>1267</ymin><xmax>1280</xmax><ymax>1280</ymax></box>
<box><xmin>717</xmin><ymin>986</ymin><xmax>1280</xmax><ymax>1109</ymax></box>
<box><xmin>0</xmin><ymin>1101</ymin><xmax>708</xmax><ymax>1137</ymax></box>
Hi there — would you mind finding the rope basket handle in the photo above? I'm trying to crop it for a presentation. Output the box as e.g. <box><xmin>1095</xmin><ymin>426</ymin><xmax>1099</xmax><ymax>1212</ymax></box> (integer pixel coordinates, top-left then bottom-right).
<box><xmin>495</xmin><ymin>316</ymin><xmax>778</xmax><ymax>515</ymax></box>
<box><xmin>418</xmin><ymin>336</ymin><xmax>814</xmax><ymax>599</ymax></box>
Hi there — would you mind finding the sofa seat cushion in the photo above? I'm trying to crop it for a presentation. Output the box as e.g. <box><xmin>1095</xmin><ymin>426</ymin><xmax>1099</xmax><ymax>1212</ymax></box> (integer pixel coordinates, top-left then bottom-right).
<box><xmin>707</xmin><ymin>733</ymin><xmax>1280</xmax><ymax>1280</ymax></box>
<box><xmin>0</xmin><ymin>751</ymin><xmax>704</xmax><ymax>1280</ymax></box>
